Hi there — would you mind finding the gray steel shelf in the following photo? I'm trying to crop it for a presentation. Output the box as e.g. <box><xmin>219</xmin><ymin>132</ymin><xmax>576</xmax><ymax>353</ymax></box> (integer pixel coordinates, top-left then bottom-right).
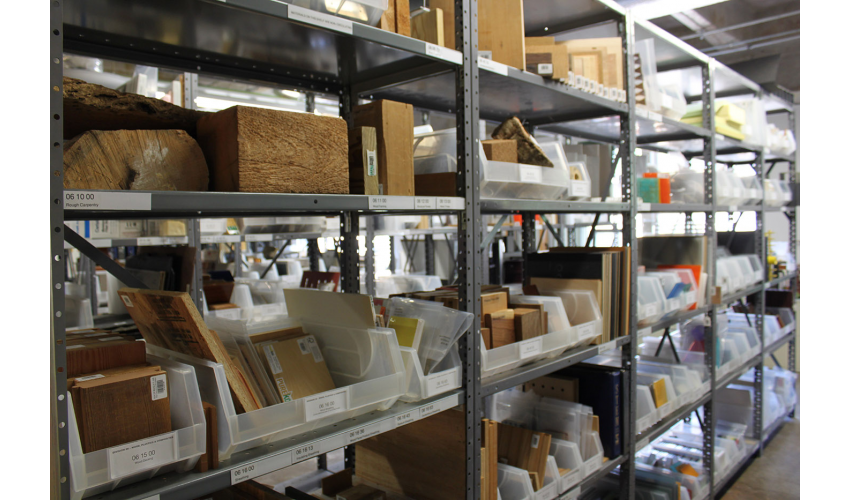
<box><xmin>481</xmin><ymin>199</ymin><xmax>629</xmax><ymax>214</ymax></box>
<box><xmin>718</xmin><ymin>283</ymin><xmax>765</xmax><ymax>305</ymax></box>
<box><xmin>63</xmin><ymin>190</ymin><xmax>465</xmax><ymax>220</ymax></box>
<box><xmin>765</xmin><ymin>331</ymin><xmax>796</xmax><ymax>355</ymax></box>
<box><xmin>712</xmin><ymin>441</ymin><xmax>759</xmax><ymax>496</ymax></box>
<box><xmin>642</xmin><ymin>306</ymin><xmax>712</xmax><ymax>334</ymax></box>
<box><xmin>716</xmin><ymin>205</ymin><xmax>762</xmax><ymax>212</ymax></box>
<box><xmin>63</xmin><ymin>0</ymin><xmax>462</xmax><ymax>98</ymax></box>
<box><xmin>635</xmin><ymin>393</ymin><xmax>711</xmax><ymax>452</ymax></box>
<box><xmin>540</xmin><ymin>113</ymin><xmax>710</xmax><ymax>146</ymax></box>
<box><xmin>92</xmin><ymin>390</ymin><xmax>463</xmax><ymax>500</ymax></box>
<box><xmin>562</xmin><ymin>455</ymin><xmax>628</xmax><ymax>499</ymax></box>
<box><xmin>715</xmin><ymin>354</ymin><xmax>762</xmax><ymax>391</ymax></box>
<box><xmin>481</xmin><ymin>338</ymin><xmax>630</xmax><ymax>398</ymax></box>
<box><xmin>639</xmin><ymin>203</ymin><xmax>712</xmax><ymax>213</ymax></box>
<box><xmin>766</xmin><ymin>271</ymin><xmax>798</xmax><ymax>288</ymax></box>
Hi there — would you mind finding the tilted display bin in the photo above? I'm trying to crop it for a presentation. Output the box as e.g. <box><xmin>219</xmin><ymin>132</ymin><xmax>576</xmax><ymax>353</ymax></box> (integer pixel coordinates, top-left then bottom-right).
<box><xmin>68</xmin><ymin>353</ymin><xmax>206</xmax><ymax>500</ymax></box>
<box><xmin>398</xmin><ymin>345</ymin><xmax>462</xmax><ymax>402</ymax></box>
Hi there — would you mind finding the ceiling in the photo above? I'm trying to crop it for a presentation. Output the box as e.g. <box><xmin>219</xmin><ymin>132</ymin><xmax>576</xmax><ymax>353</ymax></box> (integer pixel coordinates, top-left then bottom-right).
<box><xmin>620</xmin><ymin>0</ymin><xmax>800</xmax><ymax>95</ymax></box>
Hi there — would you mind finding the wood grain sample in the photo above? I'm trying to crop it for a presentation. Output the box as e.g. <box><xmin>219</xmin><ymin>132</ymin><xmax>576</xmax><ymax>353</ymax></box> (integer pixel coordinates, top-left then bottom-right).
<box><xmin>348</xmin><ymin>126</ymin><xmax>380</xmax><ymax>195</ymax></box>
<box><xmin>117</xmin><ymin>289</ymin><xmax>262</xmax><ymax>412</ymax></box>
<box><xmin>67</xmin><ymin>339</ymin><xmax>147</xmax><ymax>377</ymax></box>
<box><xmin>492</xmin><ymin>117</ymin><xmax>553</xmax><ymax>167</ymax></box>
<box><xmin>485</xmin><ymin>314</ymin><xmax>516</xmax><ymax>348</ymax></box>
<box><xmin>62</xmin><ymin>76</ymin><xmax>205</xmax><ymax>140</ymax></box>
<box><xmin>482</xmin><ymin>139</ymin><xmax>518</xmax><ymax>162</ymax></box>
<box><xmin>351</xmin><ymin>100</ymin><xmax>414</xmax><ymax>196</ymax></box>
<box><xmin>514</xmin><ymin>308</ymin><xmax>543</xmax><ymax>340</ymax></box>
<box><xmin>429</xmin><ymin>0</ymin><xmax>456</xmax><ymax>49</ymax></box>
<box><xmin>63</xmin><ymin>129</ymin><xmax>209</xmax><ymax>191</ymax></box>
<box><xmin>497</xmin><ymin>423</ymin><xmax>552</xmax><ymax>492</ymax></box>
<box><xmin>414</xmin><ymin>172</ymin><xmax>456</xmax><ymax>197</ymax></box>
<box><xmin>411</xmin><ymin>8</ymin><xmax>444</xmax><ymax>46</ymax></box>
<box><xmin>196</xmin><ymin>106</ymin><xmax>348</xmax><ymax>194</ymax></box>
<box><xmin>478</xmin><ymin>0</ymin><xmax>526</xmax><ymax>69</ymax></box>
<box><xmin>394</xmin><ymin>0</ymin><xmax>410</xmax><ymax>36</ymax></box>
<box><xmin>257</xmin><ymin>335</ymin><xmax>336</xmax><ymax>402</ymax></box>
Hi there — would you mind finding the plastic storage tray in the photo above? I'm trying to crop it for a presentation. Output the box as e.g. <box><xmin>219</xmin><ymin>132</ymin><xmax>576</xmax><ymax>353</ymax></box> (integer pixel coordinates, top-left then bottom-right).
<box><xmin>544</xmin><ymin>289</ymin><xmax>603</xmax><ymax>345</ymax></box>
<box><xmin>366</xmin><ymin>274</ymin><xmax>443</xmax><ymax>298</ymax></box>
<box><xmin>638</xmin><ymin>276</ymin><xmax>666</xmax><ymax>327</ymax></box>
<box><xmin>69</xmin><ymin>353</ymin><xmax>206</xmax><ymax>500</ymax></box>
<box><xmin>481</xmin><ymin>296</ymin><xmax>575</xmax><ymax>379</ymax></box>
<box><xmin>644</xmin><ymin>271</ymin><xmax>686</xmax><ymax>317</ymax></box>
<box><xmin>716</xmin><ymin>171</ymin><xmax>748</xmax><ymax>206</ymax></box>
<box><xmin>581</xmin><ymin>431</ymin><xmax>604</xmax><ymax>478</ymax></box>
<box><xmin>550</xmin><ymin>438</ymin><xmax>583</xmax><ymax>493</ymax></box>
<box><xmin>738</xmin><ymin>174</ymin><xmax>764</xmax><ymax>205</ymax></box>
<box><xmin>151</xmin><ymin>315</ymin><xmax>406</xmax><ymax>460</ymax></box>
<box><xmin>566</xmin><ymin>161</ymin><xmax>592</xmax><ymax>201</ymax></box>
<box><xmin>636</xmin><ymin>384</ymin><xmax>659</xmax><ymax>434</ymax></box>
<box><xmin>480</xmin><ymin>141</ymin><xmax>571</xmax><ymax>200</ymax></box>
<box><xmin>766</xmin><ymin>307</ymin><xmax>796</xmax><ymax>337</ymax></box>
<box><xmin>497</xmin><ymin>463</ymin><xmax>536</xmax><ymax>500</ymax></box>
<box><xmin>398</xmin><ymin>346</ymin><xmax>462</xmax><ymax>402</ymax></box>
<box><xmin>669</xmin><ymin>170</ymin><xmax>704</xmax><ymax>204</ymax></box>
<box><xmin>289</xmin><ymin>0</ymin><xmax>387</xmax><ymax>26</ymax></box>
<box><xmin>763</xmin><ymin>179</ymin><xmax>792</xmax><ymax>207</ymax></box>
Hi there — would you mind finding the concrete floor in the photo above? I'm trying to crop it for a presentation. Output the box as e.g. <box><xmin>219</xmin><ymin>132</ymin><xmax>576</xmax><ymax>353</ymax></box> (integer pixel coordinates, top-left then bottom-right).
<box><xmin>721</xmin><ymin>418</ymin><xmax>800</xmax><ymax>499</ymax></box>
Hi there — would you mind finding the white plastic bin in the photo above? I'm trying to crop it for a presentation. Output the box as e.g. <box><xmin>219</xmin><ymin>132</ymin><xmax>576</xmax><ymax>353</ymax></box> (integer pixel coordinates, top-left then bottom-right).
<box><xmin>481</xmin><ymin>142</ymin><xmax>571</xmax><ymax>200</ymax></box>
<box><xmin>398</xmin><ymin>346</ymin><xmax>462</xmax><ymax>402</ymax></box>
<box><xmin>68</xmin><ymin>354</ymin><xmax>206</xmax><ymax>500</ymax></box>
<box><xmin>638</xmin><ymin>276</ymin><xmax>666</xmax><ymax>327</ymax></box>
<box><xmin>581</xmin><ymin>431</ymin><xmax>604</xmax><ymax>478</ymax></box>
<box><xmin>534</xmin><ymin>457</ymin><xmax>561</xmax><ymax>500</ymax></box>
<box><xmin>148</xmin><ymin>315</ymin><xmax>406</xmax><ymax>460</ymax></box>
<box><xmin>482</xmin><ymin>296</ymin><xmax>574</xmax><ymax>379</ymax></box>
<box><xmin>566</xmin><ymin>161</ymin><xmax>592</xmax><ymax>201</ymax></box>
<box><xmin>763</xmin><ymin>179</ymin><xmax>787</xmax><ymax>207</ymax></box>
<box><xmin>544</xmin><ymin>289</ymin><xmax>603</xmax><ymax>345</ymax></box>
<box><xmin>636</xmin><ymin>385</ymin><xmax>659</xmax><ymax>434</ymax></box>
<box><xmin>550</xmin><ymin>438</ymin><xmax>583</xmax><ymax>493</ymax></box>
<box><xmin>716</xmin><ymin>171</ymin><xmax>747</xmax><ymax>206</ymax></box>
<box><xmin>497</xmin><ymin>463</ymin><xmax>535</xmax><ymax>500</ymax></box>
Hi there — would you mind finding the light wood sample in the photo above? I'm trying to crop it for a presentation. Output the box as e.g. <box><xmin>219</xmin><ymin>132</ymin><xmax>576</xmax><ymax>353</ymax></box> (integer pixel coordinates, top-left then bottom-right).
<box><xmin>349</xmin><ymin>126</ymin><xmax>380</xmax><ymax>195</ymax></box>
<box><xmin>479</xmin><ymin>0</ymin><xmax>526</xmax><ymax>69</ymax></box>
<box><xmin>63</xmin><ymin>129</ymin><xmax>209</xmax><ymax>191</ymax></box>
<box><xmin>62</xmin><ymin>76</ymin><xmax>205</xmax><ymax>140</ymax></box>
<box><xmin>430</xmin><ymin>0</ymin><xmax>456</xmax><ymax>49</ymax></box>
<box><xmin>394</xmin><ymin>0</ymin><xmax>410</xmax><ymax>36</ymax></box>
<box><xmin>514</xmin><ymin>308</ymin><xmax>543</xmax><ymax>340</ymax></box>
<box><xmin>411</xmin><ymin>8</ymin><xmax>444</xmax><ymax>46</ymax></box>
<box><xmin>117</xmin><ymin>288</ymin><xmax>262</xmax><ymax>413</ymax></box>
<box><xmin>351</xmin><ymin>100</ymin><xmax>414</xmax><ymax>196</ymax></box>
<box><xmin>196</xmin><ymin>106</ymin><xmax>349</xmax><ymax>194</ymax></box>
<box><xmin>497</xmin><ymin>423</ymin><xmax>552</xmax><ymax>492</ymax></box>
<box><xmin>257</xmin><ymin>335</ymin><xmax>336</xmax><ymax>402</ymax></box>
<box><xmin>482</xmin><ymin>139</ymin><xmax>518</xmax><ymax>162</ymax></box>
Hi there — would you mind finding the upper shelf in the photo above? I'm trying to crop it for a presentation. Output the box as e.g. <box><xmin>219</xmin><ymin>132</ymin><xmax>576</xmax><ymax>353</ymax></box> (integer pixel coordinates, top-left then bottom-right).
<box><xmin>634</xmin><ymin>18</ymin><xmax>709</xmax><ymax>71</ymax></box>
<box><xmin>63</xmin><ymin>0</ymin><xmax>461</xmax><ymax>96</ymax></box>
<box><xmin>542</xmin><ymin>111</ymin><xmax>710</xmax><ymax>145</ymax></box>
<box><xmin>522</xmin><ymin>0</ymin><xmax>625</xmax><ymax>37</ymax></box>
<box><xmin>63</xmin><ymin>190</ymin><xmax>466</xmax><ymax>219</ymax></box>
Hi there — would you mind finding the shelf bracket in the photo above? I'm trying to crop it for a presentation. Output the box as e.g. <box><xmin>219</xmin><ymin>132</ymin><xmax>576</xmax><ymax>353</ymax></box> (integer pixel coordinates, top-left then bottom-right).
<box><xmin>481</xmin><ymin>214</ymin><xmax>509</xmax><ymax>250</ymax></box>
<box><xmin>540</xmin><ymin>215</ymin><xmax>565</xmax><ymax>247</ymax></box>
<box><xmin>63</xmin><ymin>225</ymin><xmax>149</xmax><ymax>290</ymax></box>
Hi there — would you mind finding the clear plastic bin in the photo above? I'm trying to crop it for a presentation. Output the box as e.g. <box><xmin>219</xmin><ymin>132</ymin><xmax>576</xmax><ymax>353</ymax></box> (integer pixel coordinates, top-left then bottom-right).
<box><xmin>669</xmin><ymin>170</ymin><xmax>705</xmax><ymax>204</ymax></box>
<box><xmin>716</xmin><ymin>171</ymin><xmax>748</xmax><ymax>206</ymax></box>
<box><xmin>366</xmin><ymin>274</ymin><xmax>443</xmax><ymax>298</ymax></box>
<box><xmin>638</xmin><ymin>276</ymin><xmax>666</xmax><ymax>327</ymax></box>
<box><xmin>497</xmin><ymin>463</ymin><xmax>535</xmax><ymax>500</ymax></box>
<box><xmin>534</xmin><ymin>457</ymin><xmax>561</xmax><ymax>500</ymax></box>
<box><xmin>481</xmin><ymin>141</ymin><xmax>571</xmax><ymax>200</ymax></box>
<box><xmin>730</xmin><ymin>255</ymin><xmax>758</xmax><ymax>287</ymax></box>
<box><xmin>744</xmin><ymin>254</ymin><xmax>765</xmax><ymax>284</ymax></box>
<box><xmin>238</xmin><ymin>216</ymin><xmax>326</xmax><ymax>234</ymax></box>
<box><xmin>581</xmin><ymin>431</ymin><xmax>604</xmax><ymax>478</ymax></box>
<box><xmin>763</xmin><ymin>179</ymin><xmax>790</xmax><ymax>207</ymax></box>
<box><xmin>148</xmin><ymin>315</ymin><xmax>406</xmax><ymax>459</ymax></box>
<box><xmin>737</xmin><ymin>175</ymin><xmax>764</xmax><ymax>205</ymax></box>
<box><xmin>544</xmin><ymin>289</ymin><xmax>603</xmax><ymax>345</ymax></box>
<box><xmin>645</xmin><ymin>271</ymin><xmax>686</xmax><ymax>317</ymax></box>
<box><xmin>636</xmin><ymin>385</ymin><xmax>659</xmax><ymax>434</ymax></box>
<box><xmin>566</xmin><ymin>161</ymin><xmax>592</xmax><ymax>201</ymax></box>
<box><xmin>638</xmin><ymin>362</ymin><xmax>702</xmax><ymax>406</ymax></box>
<box><xmin>69</xmin><ymin>353</ymin><xmax>206</xmax><ymax>500</ymax></box>
<box><xmin>290</xmin><ymin>0</ymin><xmax>387</xmax><ymax>26</ymax></box>
<box><xmin>550</xmin><ymin>438</ymin><xmax>583</xmax><ymax>493</ymax></box>
<box><xmin>635</xmin><ymin>463</ymin><xmax>708</xmax><ymax>500</ymax></box>
<box><xmin>482</xmin><ymin>296</ymin><xmax>575</xmax><ymax>379</ymax></box>
<box><xmin>766</xmin><ymin>307</ymin><xmax>796</xmax><ymax>337</ymax></box>
<box><xmin>398</xmin><ymin>346</ymin><xmax>461</xmax><ymax>402</ymax></box>
<box><xmin>777</xmin><ymin>180</ymin><xmax>794</xmax><ymax>206</ymax></box>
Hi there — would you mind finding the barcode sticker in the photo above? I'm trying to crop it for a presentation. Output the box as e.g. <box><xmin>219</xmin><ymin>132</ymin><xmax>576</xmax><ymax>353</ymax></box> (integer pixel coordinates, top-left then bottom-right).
<box><xmin>537</xmin><ymin>63</ymin><xmax>553</xmax><ymax>75</ymax></box>
<box><xmin>304</xmin><ymin>388</ymin><xmax>349</xmax><ymax>422</ymax></box>
<box><xmin>263</xmin><ymin>345</ymin><xmax>284</xmax><ymax>374</ymax></box>
<box><xmin>531</xmin><ymin>434</ymin><xmax>540</xmax><ymax>449</ymax></box>
<box><xmin>150</xmin><ymin>374</ymin><xmax>168</xmax><ymax>401</ymax></box>
<box><xmin>519</xmin><ymin>165</ymin><xmax>543</xmax><ymax>183</ymax></box>
<box><xmin>76</xmin><ymin>374</ymin><xmax>104</xmax><ymax>382</ymax></box>
<box><xmin>519</xmin><ymin>337</ymin><xmax>543</xmax><ymax>359</ymax></box>
<box><xmin>296</xmin><ymin>338</ymin><xmax>311</xmax><ymax>355</ymax></box>
<box><xmin>121</xmin><ymin>295</ymin><xmax>134</xmax><ymax>308</ymax></box>
<box><xmin>478</xmin><ymin>56</ymin><xmax>509</xmax><ymax>76</ymax></box>
<box><xmin>366</xmin><ymin>150</ymin><xmax>377</xmax><ymax>176</ymax></box>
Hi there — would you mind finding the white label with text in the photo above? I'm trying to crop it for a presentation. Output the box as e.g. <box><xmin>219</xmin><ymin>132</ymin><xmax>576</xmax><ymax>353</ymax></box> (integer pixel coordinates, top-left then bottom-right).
<box><xmin>288</xmin><ymin>5</ymin><xmax>353</xmax><ymax>34</ymax></box>
<box><xmin>65</xmin><ymin>191</ymin><xmax>151</xmax><ymax>211</ymax></box>
<box><xmin>201</xmin><ymin>235</ymin><xmax>241</xmax><ymax>244</ymax></box>
<box><xmin>437</xmin><ymin>197</ymin><xmax>463</xmax><ymax>210</ymax></box>
<box><xmin>395</xmin><ymin>410</ymin><xmax>418</xmax><ymax>427</ymax></box>
<box><xmin>345</xmin><ymin>421</ymin><xmax>387</xmax><ymax>446</ymax></box>
<box><xmin>109</xmin><ymin>433</ymin><xmax>176</xmax><ymax>479</ymax></box>
<box><xmin>415</xmin><ymin>197</ymin><xmax>436</xmax><ymax>210</ymax></box>
<box><xmin>638</xmin><ymin>201</ymin><xmax>651</xmax><ymax>211</ymax></box>
<box><xmin>577</xmin><ymin>323</ymin><xmax>596</xmax><ymax>339</ymax></box>
<box><xmin>478</xmin><ymin>56</ymin><xmax>509</xmax><ymax>76</ymax></box>
<box><xmin>366</xmin><ymin>150</ymin><xmax>378</xmax><ymax>176</ymax></box>
<box><xmin>215</xmin><ymin>308</ymin><xmax>242</xmax><ymax>320</ymax></box>
<box><xmin>304</xmin><ymin>388</ymin><xmax>349</xmax><ymax>422</ymax></box>
<box><xmin>426</xmin><ymin>369</ymin><xmax>458</xmax><ymax>395</ymax></box>
<box><xmin>291</xmin><ymin>441</ymin><xmax>324</xmax><ymax>463</ymax></box>
<box><xmin>230</xmin><ymin>452</ymin><xmax>293</xmax><ymax>485</ymax></box>
<box><xmin>537</xmin><ymin>63</ymin><xmax>553</xmax><ymax>75</ymax></box>
<box><xmin>245</xmin><ymin>234</ymin><xmax>273</xmax><ymax>242</ymax></box>
<box><xmin>598</xmin><ymin>341</ymin><xmax>616</xmax><ymax>354</ymax></box>
<box><xmin>368</xmin><ymin>196</ymin><xmax>413</xmax><ymax>210</ymax></box>
<box><xmin>419</xmin><ymin>403</ymin><xmax>439</xmax><ymax>419</ymax></box>
<box><xmin>519</xmin><ymin>165</ymin><xmax>543</xmax><ymax>184</ymax></box>
<box><xmin>425</xmin><ymin>43</ymin><xmax>463</xmax><ymax>64</ymax></box>
<box><xmin>519</xmin><ymin>337</ymin><xmax>543</xmax><ymax>360</ymax></box>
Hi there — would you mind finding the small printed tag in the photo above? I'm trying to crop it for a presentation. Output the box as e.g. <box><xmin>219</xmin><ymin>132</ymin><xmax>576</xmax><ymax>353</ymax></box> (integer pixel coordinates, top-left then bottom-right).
<box><xmin>304</xmin><ymin>388</ymin><xmax>348</xmax><ymax>421</ymax></box>
<box><xmin>395</xmin><ymin>410</ymin><xmax>417</xmax><ymax>427</ymax></box>
<box><xmin>426</xmin><ymin>370</ymin><xmax>458</xmax><ymax>395</ymax></box>
<box><xmin>478</xmin><ymin>56</ymin><xmax>509</xmax><ymax>76</ymax></box>
<box><xmin>150</xmin><ymin>374</ymin><xmax>168</xmax><ymax>401</ymax></box>
<box><xmin>345</xmin><ymin>421</ymin><xmax>385</xmax><ymax>445</ymax></box>
<box><xmin>366</xmin><ymin>149</ymin><xmax>377</xmax><ymax>176</ymax></box>
<box><xmin>531</xmin><ymin>434</ymin><xmax>540</xmax><ymax>449</ymax></box>
<box><xmin>121</xmin><ymin>295</ymin><xmax>133</xmax><ymax>308</ymax></box>
<box><xmin>108</xmin><ymin>433</ymin><xmax>176</xmax><ymax>479</ymax></box>
<box><xmin>76</xmin><ymin>374</ymin><xmax>105</xmax><ymax>382</ymax></box>
<box><xmin>537</xmin><ymin>63</ymin><xmax>554</xmax><ymax>75</ymax></box>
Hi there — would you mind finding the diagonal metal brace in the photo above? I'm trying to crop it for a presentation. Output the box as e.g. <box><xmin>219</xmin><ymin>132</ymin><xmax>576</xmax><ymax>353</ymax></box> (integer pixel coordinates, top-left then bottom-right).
<box><xmin>540</xmin><ymin>215</ymin><xmax>565</xmax><ymax>247</ymax></box>
<box><xmin>260</xmin><ymin>240</ymin><xmax>291</xmax><ymax>278</ymax></box>
<box><xmin>481</xmin><ymin>214</ymin><xmax>509</xmax><ymax>250</ymax></box>
<box><xmin>64</xmin><ymin>225</ymin><xmax>149</xmax><ymax>289</ymax></box>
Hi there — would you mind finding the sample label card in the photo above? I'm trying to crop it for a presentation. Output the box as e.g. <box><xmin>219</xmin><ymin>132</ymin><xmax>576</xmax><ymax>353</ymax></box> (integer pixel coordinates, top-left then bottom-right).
<box><xmin>577</xmin><ymin>323</ymin><xmax>596</xmax><ymax>340</ymax></box>
<box><xmin>415</xmin><ymin>197</ymin><xmax>437</xmax><ymax>210</ymax></box>
<box><xmin>643</xmin><ymin>304</ymin><xmax>658</xmax><ymax>317</ymax></box>
<box><xmin>345</xmin><ymin>421</ymin><xmax>387</xmax><ymax>446</ymax></box>
<box><xmin>288</xmin><ymin>5</ymin><xmax>353</xmax><ymax>34</ymax></box>
<box><xmin>291</xmin><ymin>441</ymin><xmax>324</xmax><ymax>463</ymax></box>
<box><xmin>245</xmin><ymin>234</ymin><xmax>273</xmax><ymax>242</ymax></box>
<box><xmin>215</xmin><ymin>308</ymin><xmax>242</xmax><ymax>320</ymax></box>
<box><xmin>426</xmin><ymin>370</ymin><xmax>458</xmax><ymax>395</ymax></box>
<box><xmin>368</xmin><ymin>196</ymin><xmax>414</xmax><ymax>210</ymax></box>
<box><xmin>230</xmin><ymin>452</ymin><xmax>293</xmax><ymax>485</ymax></box>
<box><xmin>394</xmin><ymin>410</ymin><xmax>418</xmax><ymax>427</ymax></box>
<box><xmin>150</xmin><ymin>374</ymin><xmax>168</xmax><ymax>401</ymax></box>
<box><xmin>366</xmin><ymin>150</ymin><xmax>378</xmax><ymax>176</ymax></box>
<box><xmin>201</xmin><ymin>235</ymin><xmax>241</xmax><ymax>244</ymax></box>
<box><xmin>597</xmin><ymin>341</ymin><xmax>617</xmax><ymax>354</ymax></box>
<box><xmin>425</xmin><ymin>43</ymin><xmax>463</xmax><ymax>64</ymax></box>
<box><xmin>519</xmin><ymin>165</ymin><xmax>543</xmax><ymax>184</ymax></box>
<box><xmin>304</xmin><ymin>388</ymin><xmax>349</xmax><ymax>422</ymax></box>
<box><xmin>437</xmin><ymin>197</ymin><xmax>464</xmax><ymax>210</ymax></box>
<box><xmin>519</xmin><ymin>337</ymin><xmax>543</xmax><ymax>360</ymax></box>
<box><xmin>109</xmin><ymin>433</ymin><xmax>176</xmax><ymax>479</ymax></box>
<box><xmin>638</xmin><ymin>202</ymin><xmax>651</xmax><ymax>211</ymax></box>
<box><xmin>65</xmin><ymin>191</ymin><xmax>151</xmax><ymax>211</ymax></box>
<box><xmin>478</xmin><ymin>56</ymin><xmax>509</xmax><ymax>76</ymax></box>
<box><xmin>419</xmin><ymin>403</ymin><xmax>438</xmax><ymax>419</ymax></box>
<box><xmin>537</xmin><ymin>63</ymin><xmax>553</xmax><ymax>75</ymax></box>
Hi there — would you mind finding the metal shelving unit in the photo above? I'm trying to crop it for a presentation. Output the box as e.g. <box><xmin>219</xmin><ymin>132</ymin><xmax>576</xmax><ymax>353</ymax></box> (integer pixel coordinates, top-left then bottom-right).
<box><xmin>50</xmin><ymin>1</ymin><xmax>799</xmax><ymax>499</ymax></box>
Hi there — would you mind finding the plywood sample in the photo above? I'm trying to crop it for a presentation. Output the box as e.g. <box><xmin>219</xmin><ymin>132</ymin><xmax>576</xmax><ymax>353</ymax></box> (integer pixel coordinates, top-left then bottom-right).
<box><xmin>63</xmin><ymin>129</ymin><xmax>209</xmax><ymax>191</ymax></box>
<box><xmin>196</xmin><ymin>106</ymin><xmax>348</xmax><ymax>194</ymax></box>
<box><xmin>117</xmin><ymin>288</ymin><xmax>262</xmax><ymax>412</ymax></box>
<box><xmin>415</xmin><ymin>172</ymin><xmax>456</xmax><ymax>197</ymax></box>
<box><xmin>357</xmin><ymin>408</ymin><xmax>466</xmax><ymax>500</ymax></box>
<box><xmin>479</xmin><ymin>0</ymin><xmax>526</xmax><ymax>69</ymax></box>
<box><xmin>351</xmin><ymin>100</ymin><xmax>414</xmax><ymax>196</ymax></box>
<box><xmin>430</xmin><ymin>0</ymin><xmax>456</xmax><ymax>49</ymax></box>
<box><xmin>71</xmin><ymin>366</ymin><xmax>171</xmax><ymax>453</ymax></box>
<box><xmin>67</xmin><ymin>339</ymin><xmax>147</xmax><ymax>377</ymax></box>
<box><xmin>62</xmin><ymin>77</ymin><xmax>206</xmax><ymax>140</ymax></box>
<box><xmin>482</xmin><ymin>139</ymin><xmax>518</xmax><ymax>162</ymax></box>
<box><xmin>492</xmin><ymin>117</ymin><xmax>553</xmax><ymax>167</ymax></box>
<box><xmin>257</xmin><ymin>335</ymin><xmax>336</xmax><ymax>402</ymax></box>
<box><xmin>411</xmin><ymin>8</ymin><xmax>444</xmax><ymax>46</ymax></box>
<box><xmin>394</xmin><ymin>0</ymin><xmax>410</xmax><ymax>37</ymax></box>
<box><xmin>514</xmin><ymin>308</ymin><xmax>543</xmax><ymax>340</ymax></box>
<box><xmin>349</xmin><ymin>126</ymin><xmax>380</xmax><ymax>195</ymax></box>
<box><xmin>485</xmin><ymin>315</ymin><xmax>515</xmax><ymax>348</ymax></box>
